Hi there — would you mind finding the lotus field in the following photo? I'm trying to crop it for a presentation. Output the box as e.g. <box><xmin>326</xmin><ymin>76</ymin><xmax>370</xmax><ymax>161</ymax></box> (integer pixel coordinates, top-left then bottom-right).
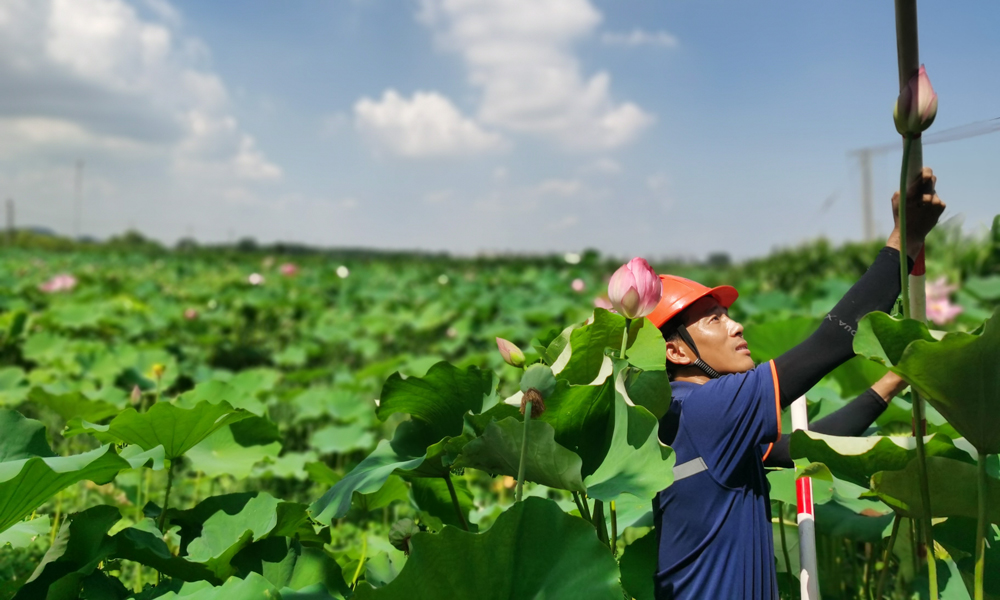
<box><xmin>1</xmin><ymin>222</ymin><xmax>999</xmax><ymax>600</ymax></box>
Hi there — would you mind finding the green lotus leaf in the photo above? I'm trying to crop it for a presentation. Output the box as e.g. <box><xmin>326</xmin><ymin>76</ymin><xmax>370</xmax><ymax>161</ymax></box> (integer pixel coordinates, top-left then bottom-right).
<box><xmin>376</xmin><ymin>362</ymin><xmax>498</xmax><ymax>449</ymax></box>
<box><xmin>158</xmin><ymin>493</ymin><xmax>259</xmax><ymax>556</ymax></box>
<box><xmin>176</xmin><ymin>380</ymin><xmax>267</xmax><ymax>416</ymax></box>
<box><xmin>853</xmin><ymin>311</ymin><xmax>938</xmax><ymax>367</ymax></box>
<box><xmin>256</xmin><ymin>451</ymin><xmax>320</xmax><ymax>480</ymax></box>
<box><xmin>0</xmin><ymin>515</ymin><xmax>49</xmax><ymax>549</ymax></box>
<box><xmin>964</xmin><ymin>275</ymin><xmax>1000</xmax><ymax>302</ymax></box>
<box><xmin>152</xmin><ymin>572</ymin><xmax>282</xmax><ymax>600</ymax></box>
<box><xmin>310</xmin><ymin>440</ymin><xmax>425</xmax><ymax>524</ymax></box>
<box><xmin>621</xmin><ymin>367</ymin><xmax>671</xmax><ymax>421</ymax></box>
<box><xmin>67</xmin><ymin>400</ymin><xmax>253</xmax><ymax>459</ymax></box>
<box><xmin>186</xmin><ymin>493</ymin><xmax>309</xmax><ymax>580</ymax></box>
<box><xmin>186</xmin><ymin>425</ymin><xmax>282</xmax><ymax>479</ymax></box>
<box><xmin>27</xmin><ymin>387</ymin><xmax>121</xmax><ymax>423</ymax></box>
<box><xmin>292</xmin><ymin>386</ymin><xmax>373</xmax><ymax>424</ymax></box>
<box><xmin>789</xmin><ymin>430</ymin><xmax>972</xmax><ymax>488</ymax></box>
<box><xmin>113</xmin><ymin>518</ymin><xmax>220</xmax><ymax>583</ymax></box>
<box><xmin>227</xmin><ymin>367</ymin><xmax>283</xmax><ymax>399</ymax></box>
<box><xmin>619</xmin><ymin>528</ymin><xmax>656</xmax><ymax>600</ymax></box>
<box><xmin>622</xmin><ymin>318</ymin><xmax>667</xmax><ymax>372</ymax></box>
<box><xmin>772</xmin><ymin>517</ymin><xmax>800</xmax><ymax>577</ymax></box>
<box><xmin>558</xmin><ymin>309</ymin><xmax>640</xmax><ymax>385</ymax></box>
<box><xmin>0</xmin><ymin>408</ymin><xmax>54</xmax><ymax>462</ymax></box>
<box><xmin>230</xmin><ymin>537</ymin><xmax>349</xmax><ymax>596</ymax></box>
<box><xmin>409</xmin><ymin>475</ymin><xmax>476</xmax><ymax>531</ymax></box>
<box><xmin>893</xmin><ymin>309</ymin><xmax>1000</xmax><ymax>454</ymax></box>
<box><xmin>814</xmin><ymin>501</ymin><xmax>893</xmax><ymax>543</ymax></box>
<box><xmin>870</xmin><ymin>456</ymin><xmax>1000</xmax><ymax>523</ymax></box>
<box><xmin>519</xmin><ymin>363</ymin><xmax>557</xmax><ymax>398</ymax></box>
<box><xmin>745</xmin><ymin>316</ymin><xmax>817</xmax><ymax>363</ymax></box>
<box><xmin>535</xmin><ymin>378</ymin><xmax>615</xmax><ymax>477</ymax></box>
<box><xmin>584</xmin><ymin>361</ymin><xmax>673</xmax><ymax>502</ymax></box>
<box><xmin>934</xmin><ymin>517</ymin><xmax>1000</xmax><ymax>598</ymax></box>
<box><xmin>353</xmin><ymin>474</ymin><xmax>409</xmax><ymax>513</ymax></box>
<box><xmin>309</xmin><ymin>423</ymin><xmax>375</xmax><ymax>455</ymax></box>
<box><xmin>453</xmin><ymin>417</ymin><xmax>585</xmax><ymax>492</ymax></box>
<box><xmin>354</xmin><ymin>498</ymin><xmax>623</xmax><ymax>600</ymax></box>
<box><xmin>0</xmin><ymin>367</ymin><xmax>29</xmax><ymax>407</ymax></box>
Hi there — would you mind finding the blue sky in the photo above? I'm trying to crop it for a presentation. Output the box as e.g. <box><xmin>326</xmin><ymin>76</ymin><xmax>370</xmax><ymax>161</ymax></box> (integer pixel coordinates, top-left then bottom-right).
<box><xmin>3</xmin><ymin>0</ymin><xmax>998</xmax><ymax>259</ymax></box>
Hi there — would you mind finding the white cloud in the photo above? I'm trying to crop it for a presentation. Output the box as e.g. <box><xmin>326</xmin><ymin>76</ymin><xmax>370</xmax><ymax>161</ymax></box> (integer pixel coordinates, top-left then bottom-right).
<box><xmin>579</xmin><ymin>157</ymin><xmax>622</xmax><ymax>175</ymax></box>
<box><xmin>0</xmin><ymin>0</ymin><xmax>280</xmax><ymax>181</ymax></box>
<box><xmin>417</xmin><ymin>0</ymin><xmax>654</xmax><ymax>151</ymax></box>
<box><xmin>354</xmin><ymin>89</ymin><xmax>507</xmax><ymax>157</ymax></box>
<box><xmin>534</xmin><ymin>178</ymin><xmax>582</xmax><ymax>197</ymax></box>
<box><xmin>602</xmin><ymin>29</ymin><xmax>679</xmax><ymax>48</ymax></box>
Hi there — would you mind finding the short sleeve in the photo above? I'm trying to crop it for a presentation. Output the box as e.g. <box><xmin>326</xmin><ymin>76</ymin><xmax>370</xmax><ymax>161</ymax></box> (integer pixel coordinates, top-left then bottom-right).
<box><xmin>681</xmin><ymin>360</ymin><xmax>782</xmax><ymax>485</ymax></box>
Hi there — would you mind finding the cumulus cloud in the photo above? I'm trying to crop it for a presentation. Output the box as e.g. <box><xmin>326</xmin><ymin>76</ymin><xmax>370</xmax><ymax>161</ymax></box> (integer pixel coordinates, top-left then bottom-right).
<box><xmin>416</xmin><ymin>0</ymin><xmax>654</xmax><ymax>151</ymax></box>
<box><xmin>355</xmin><ymin>89</ymin><xmax>507</xmax><ymax>157</ymax></box>
<box><xmin>0</xmin><ymin>0</ymin><xmax>280</xmax><ymax>180</ymax></box>
<box><xmin>602</xmin><ymin>29</ymin><xmax>679</xmax><ymax>48</ymax></box>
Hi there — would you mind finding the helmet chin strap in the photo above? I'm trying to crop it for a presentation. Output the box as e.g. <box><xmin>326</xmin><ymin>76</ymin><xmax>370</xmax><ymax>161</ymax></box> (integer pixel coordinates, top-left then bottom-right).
<box><xmin>676</xmin><ymin>324</ymin><xmax>721</xmax><ymax>379</ymax></box>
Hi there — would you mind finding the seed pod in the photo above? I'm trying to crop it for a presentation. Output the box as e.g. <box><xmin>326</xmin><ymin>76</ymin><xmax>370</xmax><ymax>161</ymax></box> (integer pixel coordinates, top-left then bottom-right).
<box><xmin>389</xmin><ymin>518</ymin><xmax>422</xmax><ymax>555</ymax></box>
<box><xmin>521</xmin><ymin>388</ymin><xmax>545</xmax><ymax>417</ymax></box>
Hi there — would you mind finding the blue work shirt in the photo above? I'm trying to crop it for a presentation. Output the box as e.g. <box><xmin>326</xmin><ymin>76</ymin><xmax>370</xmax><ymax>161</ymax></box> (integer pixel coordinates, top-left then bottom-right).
<box><xmin>653</xmin><ymin>360</ymin><xmax>782</xmax><ymax>600</ymax></box>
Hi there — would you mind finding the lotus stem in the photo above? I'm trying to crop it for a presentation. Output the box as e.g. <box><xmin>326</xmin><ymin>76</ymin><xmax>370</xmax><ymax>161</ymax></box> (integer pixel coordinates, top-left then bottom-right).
<box><xmin>876</xmin><ymin>513</ymin><xmax>902</xmax><ymax>600</ymax></box>
<box><xmin>610</xmin><ymin>500</ymin><xmax>618</xmax><ymax>557</ymax></box>
<box><xmin>158</xmin><ymin>460</ymin><xmax>175</xmax><ymax>533</ymax></box>
<box><xmin>620</xmin><ymin>318</ymin><xmax>631</xmax><ymax>360</ymax></box>
<box><xmin>592</xmin><ymin>499</ymin><xmax>609</xmax><ymax>546</ymax></box>
<box><xmin>572</xmin><ymin>491</ymin><xmax>587</xmax><ymax>519</ymax></box>
<box><xmin>444</xmin><ymin>472</ymin><xmax>469</xmax><ymax>531</ymax></box>
<box><xmin>515</xmin><ymin>400</ymin><xmax>532</xmax><ymax>503</ymax></box>
<box><xmin>898</xmin><ymin>134</ymin><xmax>913</xmax><ymax>320</ymax></box>
<box><xmin>778</xmin><ymin>501</ymin><xmax>792</xmax><ymax>577</ymax></box>
<box><xmin>350</xmin><ymin>533</ymin><xmax>367</xmax><ymax>589</ymax></box>
<box><xmin>975</xmin><ymin>455</ymin><xmax>987</xmax><ymax>600</ymax></box>
<box><xmin>579</xmin><ymin>491</ymin><xmax>593</xmax><ymax>521</ymax></box>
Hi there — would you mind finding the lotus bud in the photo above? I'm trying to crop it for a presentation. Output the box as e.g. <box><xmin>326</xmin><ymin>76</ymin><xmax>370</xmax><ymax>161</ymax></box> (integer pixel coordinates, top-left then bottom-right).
<box><xmin>130</xmin><ymin>385</ymin><xmax>142</xmax><ymax>405</ymax></box>
<box><xmin>151</xmin><ymin>363</ymin><xmax>166</xmax><ymax>380</ymax></box>
<box><xmin>521</xmin><ymin>388</ymin><xmax>545</xmax><ymax>417</ymax></box>
<box><xmin>183</xmin><ymin>308</ymin><xmax>198</xmax><ymax>320</ymax></box>
<box><xmin>607</xmin><ymin>257</ymin><xmax>662</xmax><ymax>319</ymax></box>
<box><xmin>389</xmin><ymin>518</ymin><xmax>422</xmax><ymax>555</ymax></box>
<box><xmin>893</xmin><ymin>65</ymin><xmax>938</xmax><ymax>136</ymax></box>
<box><xmin>496</xmin><ymin>337</ymin><xmax>525</xmax><ymax>368</ymax></box>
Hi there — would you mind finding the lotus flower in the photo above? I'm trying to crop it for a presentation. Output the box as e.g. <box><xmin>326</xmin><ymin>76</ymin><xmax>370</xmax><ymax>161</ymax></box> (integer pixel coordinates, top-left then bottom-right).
<box><xmin>925</xmin><ymin>276</ymin><xmax>962</xmax><ymax>325</ymax></box>
<box><xmin>571</xmin><ymin>278</ymin><xmax>585</xmax><ymax>292</ymax></box>
<box><xmin>248</xmin><ymin>273</ymin><xmax>265</xmax><ymax>285</ymax></box>
<box><xmin>894</xmin><ymin>65</ymin><xmax>938</xmax><ymax>135</ymax></box>
<box><xmin>279</xmin><ymin>263</ymin><xmax>299</xmax><ymax>277</ymax></box>
<box><xmin>496</xmin><ymin>337</ymin><xmax>525</xmax><ymax>368</ymax></box>
<box><xmin>38</xmin><ymin>273</ymin><xmax>77</xmax><ymax>293</ymax></box>
<box><xmin>183</xmin><ymin>308</ymin><xmax>199</xmax><ymax>320</ymax></box>
<box><xmin>607</xmin><ymin>257</ymin><xmax>661</xmax><ymax>319</ymax></box>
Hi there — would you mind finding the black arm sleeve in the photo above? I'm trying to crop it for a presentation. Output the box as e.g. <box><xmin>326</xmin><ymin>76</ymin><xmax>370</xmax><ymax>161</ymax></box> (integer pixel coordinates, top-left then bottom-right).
<box><xmin>763</xmin><ymin>389</ymin><xmax>889</xmax><ymax>468</ymax></box>
<box><xmin>771</xmin><ymin>247</ymin><xmax>913</xmax><ymax>408</ymax></box>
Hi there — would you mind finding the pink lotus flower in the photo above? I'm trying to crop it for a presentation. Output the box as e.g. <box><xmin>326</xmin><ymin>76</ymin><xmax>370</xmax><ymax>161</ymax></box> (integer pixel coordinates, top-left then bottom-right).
<box><xmin>571</xmin><ymin>278</ymin><xmax>585</xmax><ymax>292</ymax></box>
<box><xmin>894</xmin><ymin>65</ymin><xmax>938</xmax><ymax>135</ymax></box>
<box><xmin>925</xmin><ymin>276</ymin><xmax>962</xmax><ymax>325</ymax></box>
<box><xmin>496</xmin><ymin>337</ymin><xmax>525</xmax><ymax>368</ymax></box>
<box><xmin>183</xmin><ymin>308</ymin><xmax>199</xmax><ymax>320</ymax></box>
<box><xmin>39</xmin><ymin>274</ymin><xmax>77</xmax><ymax>293</ymax></box>
<box><xmin>279</xmin><ymin>263</ymin><xmax>299</xmax><ymax>277</ymax></box>
<box><xmin>607</xmin><ymin>257</ymin><xmax>661</xmax><ymax>319</ymax></box>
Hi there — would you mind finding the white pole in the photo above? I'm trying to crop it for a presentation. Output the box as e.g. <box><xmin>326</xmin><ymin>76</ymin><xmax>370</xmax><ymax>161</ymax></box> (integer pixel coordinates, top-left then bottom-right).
<box><xmin>792</xmin><ymin>396</ymin><xmax>820</xmax><ymax>599</ymax></box>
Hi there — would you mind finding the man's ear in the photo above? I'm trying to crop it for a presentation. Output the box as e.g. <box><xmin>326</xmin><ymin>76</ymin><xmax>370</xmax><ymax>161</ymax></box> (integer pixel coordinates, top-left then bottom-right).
<box><xmin>665</xmin><ymin>340</ymin><xmax>693</xmax><ymax>368</ymax></box>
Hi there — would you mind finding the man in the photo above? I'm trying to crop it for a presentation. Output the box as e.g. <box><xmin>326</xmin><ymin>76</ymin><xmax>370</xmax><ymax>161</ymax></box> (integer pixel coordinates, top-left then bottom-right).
<box><xmin>647</xmin><ymin>168</ymin><xmax>945</xmax><ymax>599</ymax></box>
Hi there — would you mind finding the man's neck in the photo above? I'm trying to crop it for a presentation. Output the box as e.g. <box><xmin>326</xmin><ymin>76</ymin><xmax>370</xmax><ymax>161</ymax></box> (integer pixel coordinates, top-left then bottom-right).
<box><xmin>672</xmin><ymin>368</ymin><xmax>711</xmax><ymax>385</ymax></box>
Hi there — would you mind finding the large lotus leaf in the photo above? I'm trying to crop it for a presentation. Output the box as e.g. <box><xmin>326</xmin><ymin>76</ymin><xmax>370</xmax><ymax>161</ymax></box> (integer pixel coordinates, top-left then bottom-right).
<box><xmin>624</xmin><ymin>319</ymin><xmax>667</xmax><ymax>372</ymax></box>
<box><xmin>227</xmin><ymin>367</ymin><xmax>283</xmax><ymax>399</ymax></box>
<box><xmin>814</xmin><ymin>501</ymin><xmax>893</xmax><ymax>543</ymax></box>
<box><xmin>0</xmin><ymin>445</ymin><xmax>133</xmax><ymax>534</ymax></box>
<box><xmin>621</xmin><ymin>367</ymin><xmax>671</xmax><ymax>421</ymax></box>
<box><xmin>354</xmin><ymin>497</ymin><xmax>623</xmax><ymax>600</ymax></box>
<box><xmin>152</xmin><ymin>572</ymin><xmax>282</xmax><ymax>600</ymax></box>
<box><xmin>68</xmin><ymin>400</ymin><xmax>253</xmax><ymax>459</ymax></box>
<box><xmin>894</xmin><ymin>310</ymin><xmax>1000</xmax><ymax>454</ymax></box>
<box><xmin>853</xmin><ymin>311</ymin><xmax>939</xmax><ymax>368</ymax></box>
<box><xmin>584</xmin><ymin>361</ymin><xmax>673</xmax><ymax>502</ymax></box>
<box><xmin>0</xmin><ymin>367</ymin><xmax>30</xmax><ymax>406</ymax></box>
<box><xmin>766</xmin><ymin>467</ymin><xmax>834</xmax><ymax>507</ymax></box>
<box><xmin>870</xmin><ymin>457</ymin><xmax>1000</xmax><ymax>523</ymax></box>
<box><xmin>256</xmin><ymin>451</ymin><xmax>320</xmax><ymax>480</ymax></box>
<box><xmin>159</xmin><ymin>493</ymin><xmax>259</xmax><ymax>556</ymax></box>
<box><xmin>788</xmin><ymin>430</ymin><xmax>972</xmax><ymax>488</ymax></box>
<box><xmin>0</xmin><ymin>515</ymin><xmax>49</xmax><ymax>549</ymax></box>
<box><xmin>186</xmin><ymin>493</ymin><xmax>308</xmax><ymax>580</ymax></box>
<box><xmin>376</xmin><ymin>362</ymin><xmax>497</xmax><ymax>449</ymax></box>
<box><xmin>934</xmin><ymin>517</ymin><xmax>1000</xmax><ymax>598</ymax></box>
<box><xmin>12</xmin><ymin>504</ymin><xmax>121</xmax><ymax>600</ymax></box>
<box><xmin>535</xmin><ymin>378</ymin><xmax>615</xmax><ymax>477</ymax></box>
<box><xmin>310</xmin><ymin>423</ymin><xmax>375</xmax><ymax>455</ymax></box>
<box><xmin>558</xmin><ymin>309</ymin><xmax>640</xmax><ymax>385</ymax></box>
<box><xmin>279</xmin><ymin>583</ymin><xmax>348</xmax><ymax>599</ymax></box>
<box><xmin>292</xmin><ymin>386</ymin><xmax>373</xmax><ymax>424</ymax></box>
<box><xmin>186</xmin><ymin>425</ymin><xmax>282</xmax><ymax>479</ymax></box>
<box><xmin>619</xmin><ymin>528</ymin><xmax>656</xmax><ymax>600</ymax></box>
<box><xmin>352</xmin><ymin>475</ymin><xmax>409</xmax><ymax>513</ymax></box>
<box><xmin>745</xmin><ymin>316</ymin><xmax>818</xmax><ymax>363</ymax></box>
<box><xmin>0</xmin><ymin>408</ymin><xmax>54</xmax><ymax>461</ymax></box>
<box><xmin>310</xmin><ymin>440</ymin><xmax>425</xmax><ymax>524</ymax></box>
<box><xmin>231</xmin><ymin>537</ymin><xmax>349</xmax><ymax>596</ymax></box>
<box><xmin>27</xmin><ymin>387</ymin><xmax>121</xmax><ymax>423</ymax></box>
<box><xmin>409</xmin><ymin>476</ymin><xmax>476</xmax><ymax>531</ymax></box>
<box><xmin>453</xmin><ymin>417</ymin><xmax>585</xmax><ymax>492</ymax></box>
<box><xmin>176</xmin><ymin>380</ymin><xmax>266</xmax><ymax>416</ymax></box>
<box><xmin>109</xmin><ymin>518</ymin><xmax>220</xmax><ymax>583</ymax></box>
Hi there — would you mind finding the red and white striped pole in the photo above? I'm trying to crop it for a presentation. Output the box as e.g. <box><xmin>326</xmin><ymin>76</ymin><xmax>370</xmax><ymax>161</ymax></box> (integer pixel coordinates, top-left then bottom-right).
<box><xmin>792</xmin><ymin>396</ymin><xmax>820</xmax><ymax>599</ymax></box>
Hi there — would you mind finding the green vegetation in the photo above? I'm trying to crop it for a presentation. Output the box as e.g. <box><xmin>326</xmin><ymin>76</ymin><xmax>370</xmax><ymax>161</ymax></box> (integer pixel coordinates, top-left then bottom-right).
<box><xmin>1</xmin><ymin>218</ymin><xmax>998</xmax><ymax>599</ymax></box>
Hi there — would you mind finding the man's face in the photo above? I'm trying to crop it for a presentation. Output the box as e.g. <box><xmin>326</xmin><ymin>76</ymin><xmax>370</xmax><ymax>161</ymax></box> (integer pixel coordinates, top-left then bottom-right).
<box><xmin>666</xmin><ymin>296</ymin><xmax>755</xmax><ymax>375</ymax></box>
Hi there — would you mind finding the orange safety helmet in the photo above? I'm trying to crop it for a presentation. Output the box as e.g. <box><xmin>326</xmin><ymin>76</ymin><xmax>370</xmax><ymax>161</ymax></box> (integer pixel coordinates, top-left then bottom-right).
<box><xmin>645</xmin><ymin>275</ymin><xmax>739</xmax><ymax>329</ymax></box>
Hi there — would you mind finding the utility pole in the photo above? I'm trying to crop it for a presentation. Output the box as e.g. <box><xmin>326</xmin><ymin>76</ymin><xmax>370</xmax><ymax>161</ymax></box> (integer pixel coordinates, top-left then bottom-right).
<box><xmin>73</xmin><ymin>159</ymin><xmax>84</xmax><ymax>239</ymax></box>
<box><xmin>858</xmin><ymin>149</ymin><xmax>875</xmax><ymax>241</ymax></box>
<box><xmin>5</xmin><ymin>198</ymin><xmax>13</xmax><ymax>245</ymax></box>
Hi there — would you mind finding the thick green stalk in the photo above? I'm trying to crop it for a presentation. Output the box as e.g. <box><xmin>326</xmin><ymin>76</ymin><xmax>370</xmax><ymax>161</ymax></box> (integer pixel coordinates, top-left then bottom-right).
<box><xmin>876</xmin><ymin>513</ymin><xmax>902</xmax><ymax>600</ymax></box>
<box><xmin>610</xmin><ymin>500</ymin><xmax>618</xmax><ymax>557</ymax></box>
<box><xmin>515</xmin><ymin>401</ymin><xmax>532</xmax><ymax>503</ymax></box>
<box><xmin>592</xmin><ymin>500</ymin><xmax>609</xmax><ymax>546</ymax></box>
<box><xmin>444</xmin><ymin>472</ymin><xmax>469</xmax><ymax>531</ymax></box>
<box><xmin>572</xmin><ymin>491</ymin><xmax>587</xmax><ymax>518</ymax></box>
<box><xmin>899</xmin><ymin>133</ymin><xmax>938</xmax><ymax>599</ymax></box>
<box><xmin>579</xmin><ymin>491</ymin><xmax>593</xmax><ymax>522</ymax></box>
<box><xmin>778</xmin><ymin>501</ymin><xmax>792</xmax><ymax>578</ymax></box>
<box><xmin>620</xmin><ymin>318</ymin><xmax>631</xmax><ymax>360</ymax></box>
<box><xmin>975</xmin><ymin>456</ymin><xmax>987</xmax><ymax>600</ymax></box>
<box><xmin>158</xmin><ymin>461</ymin><xmax>175</xmax><ymax>533</ymax></box>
